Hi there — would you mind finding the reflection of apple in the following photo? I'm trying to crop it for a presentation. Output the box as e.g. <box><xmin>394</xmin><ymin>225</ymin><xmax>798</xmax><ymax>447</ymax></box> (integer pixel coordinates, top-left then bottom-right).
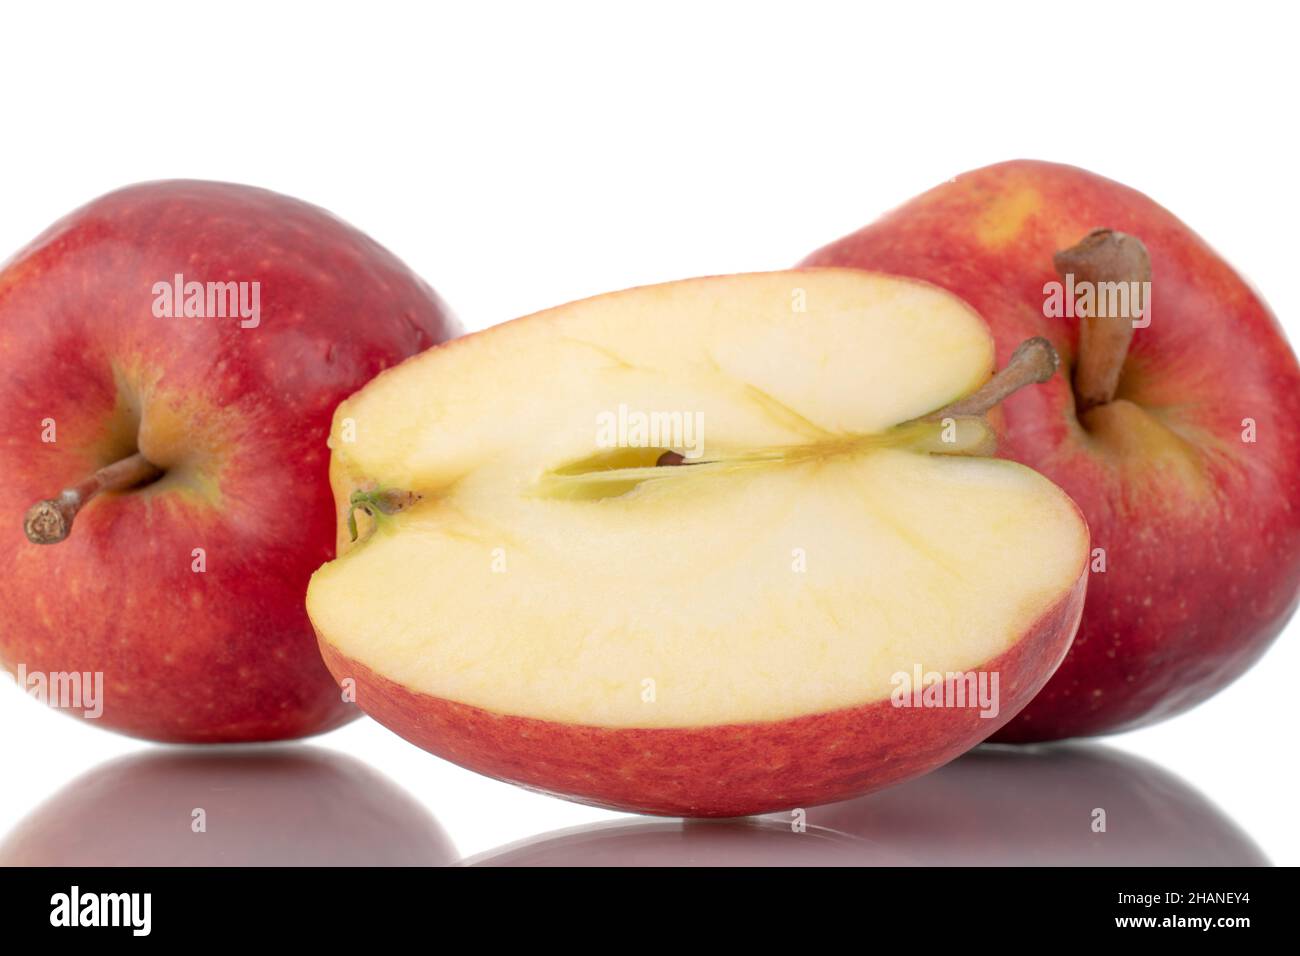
<box><xmin>470</xmin><ymin>744</ymin><xmax>1267</xmax><ymax>866</ymax></box>
<box><xmin>804</xmin><ymin>161</ymin><xmax>1300</xmax><ymax>740</ymax></box>
<box><xmin>471</xmin><ymin>818</ymin><xmax>884</xmax><ymax>867</ymax></box>
<box><xmin>0</xmin><ymin>181</ymin><xmax>458</xmax><ymax>742</ymax></box>
<box><xmin>308</xmin><ymin>269</ymin><xmax>1088</xmax><ymax>816</ymax></box>
<box><xmin>0</xmin><ymin>746</ymin><xmax>458</xmax><ymax>866</ymax></box>
<box><xmin>800</xmin><ymin>743</ymin><xmax>1269</xmax><ymax>866</ymax></box>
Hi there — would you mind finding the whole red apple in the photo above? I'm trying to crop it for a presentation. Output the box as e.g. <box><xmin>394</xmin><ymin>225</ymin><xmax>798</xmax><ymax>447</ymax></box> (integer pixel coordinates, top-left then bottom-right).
<box><xmin>804</xmin><ymin>160</ymin><xmax>1300</xmax><ymax>740</ymax></box>
<box><xmin>0</xmin><ymin>181</ymin><xmax>458</xmax><ymax>742</ymax></box>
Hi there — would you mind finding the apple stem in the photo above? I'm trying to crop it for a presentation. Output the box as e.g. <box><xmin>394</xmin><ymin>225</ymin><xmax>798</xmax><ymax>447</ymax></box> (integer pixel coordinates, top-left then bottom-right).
<box><xmin>1055</xmin><ymin>228</ymin><xmax>1151</xmax><ymax>412</ymax></box>
<box><xmin>925</xmin><ymin>337</ymin><xmax>1060</xmax><ymax>421</ymax></box>
<box><xmin>23</xmin><ymin>452</ymin><xmax>163</xmax><ymax>545</ymax></box>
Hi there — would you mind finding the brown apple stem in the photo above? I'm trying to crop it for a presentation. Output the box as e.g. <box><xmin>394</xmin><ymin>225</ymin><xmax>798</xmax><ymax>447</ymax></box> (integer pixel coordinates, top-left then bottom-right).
<box><xmin>1055</xmin><ymin>228</ymin><xmax>1151</xmax><ymax>412</ymax></box>
<box><xmin>23</xmin><ymin>452</ymin><xmax>163</xmax><ymax>545</ymax></box>
<box><xmin>924</xmin><ymin>337</ymin><xmax>1060</xmax><ymax>421</ymax></box>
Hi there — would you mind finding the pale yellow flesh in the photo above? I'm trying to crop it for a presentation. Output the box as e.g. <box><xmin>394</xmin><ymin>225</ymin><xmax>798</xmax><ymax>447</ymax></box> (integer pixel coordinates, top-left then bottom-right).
<box><xmin>308</xmin><ymin>270</ymin><xmax>1087</xmax><ymax>728</ymax></box>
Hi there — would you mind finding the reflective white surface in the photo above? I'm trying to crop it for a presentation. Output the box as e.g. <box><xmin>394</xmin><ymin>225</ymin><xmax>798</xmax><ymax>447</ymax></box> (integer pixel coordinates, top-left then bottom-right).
<box><xmin>0</xmin><ymin>747</ymin><xmax>457</xmax><ymax>867</ymax></box>
<box><xmin>470</xmin><ymin>745</ymin><xmax>1268</xmax><ymax>866</ymax></box>
<box><xmin>0</xmin><ymin>731</ymin><xmax>1271</xmax><ymax>867</ymax></box>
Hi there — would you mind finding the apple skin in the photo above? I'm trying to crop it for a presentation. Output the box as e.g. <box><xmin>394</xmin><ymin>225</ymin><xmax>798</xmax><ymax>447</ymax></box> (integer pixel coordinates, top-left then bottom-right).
<box><xmin>803</xmin><ymin>160</ymin><xmax>1300</xmax><ymax>741</ymax></box>
<box><xmin>0</xmin><ymin>181</ymin><xmax>458</xmax><ymax>742</ymax></box>
<box><xmin>318</xmin><ymin>569</ymin><xmax>1086</xmax><ymax>817</ymax></box>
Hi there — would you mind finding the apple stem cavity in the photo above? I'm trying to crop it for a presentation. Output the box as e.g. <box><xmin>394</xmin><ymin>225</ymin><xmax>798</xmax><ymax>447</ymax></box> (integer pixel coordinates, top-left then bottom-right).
<box><xmin>925</xmin><ymin>336</ymin><xmax>1060</xmax><ymax>421</ymax></box>
<box><xmin>1055</xmin><ymin>228</ymin><xmax>1151</xmax><ymax>412</ymax></box>
<box><xmin>23</xmin><ymin>452</ymin><xmax>164</xmax><ymax>545</ymax></box>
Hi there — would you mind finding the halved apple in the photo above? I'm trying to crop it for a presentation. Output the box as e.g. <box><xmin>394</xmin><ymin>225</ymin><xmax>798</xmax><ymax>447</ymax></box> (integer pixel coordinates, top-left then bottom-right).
<box><xmin>307</xmin><ymin>270</ymin><xmax>1089</xmax><ymax>817</ymax></box>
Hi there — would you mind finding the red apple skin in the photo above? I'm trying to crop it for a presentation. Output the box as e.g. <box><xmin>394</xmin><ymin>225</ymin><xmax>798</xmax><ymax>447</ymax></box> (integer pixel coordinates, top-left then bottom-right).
<box><xmin>803</xmin><ymin>160</ymin><xmax>1300</xmax><ymax>741</ymax></box>
<box><xmin>318</xmin><ymin>568</ymin><xmax>1086</xmax><ymax>817</ymax></box>
<box><xmin>0</xmin><ymin>181</ymin><xmax>458</xmax><ymax>742</ymax></box>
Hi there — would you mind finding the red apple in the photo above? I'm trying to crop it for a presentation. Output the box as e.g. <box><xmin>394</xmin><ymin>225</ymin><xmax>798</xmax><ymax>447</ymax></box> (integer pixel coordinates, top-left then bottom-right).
<box><xmin>308</xmin><ymin>269</ymin><xmax>1088</xmax><ymax>816</ymax></box>
<box><xmin>804</xmin><ymin>160</ymin><xmax>1300</xmax><ymax>740</ymax></box>
<box><xmin>0</xmin><ymin>181</ymin><xmax>458</xmax><ymax>742</ymax></box>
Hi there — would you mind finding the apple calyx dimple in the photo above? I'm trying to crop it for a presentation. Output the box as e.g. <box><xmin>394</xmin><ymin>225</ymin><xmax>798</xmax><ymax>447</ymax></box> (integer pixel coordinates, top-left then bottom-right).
<box><xmin>1054</xmin><ymin>229</ymin><xmax>1151</xmax><ymax>413</ymax></box>
<box><xmin>346</xmin><ymin>488</ymin><xmax>423</xmax><ymax>542</ymax></box>
<box><xmin>23</xmin><ymin>452</ymin><xmax>164</xmax><ymax>545</ymax></box>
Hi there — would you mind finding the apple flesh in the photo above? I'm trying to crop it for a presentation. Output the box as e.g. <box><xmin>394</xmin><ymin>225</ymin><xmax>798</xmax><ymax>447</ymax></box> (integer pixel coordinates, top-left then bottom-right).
<box><xmin>803</xmin><ymin>160</ymin><xmax>1300</xmax><ymax>741</ymax></box>
<box><xmin>0</xmin><ymin>181</ymin><xmax>458</xmax><ymax>742</ymax></box>
<box><xmin>308</xmin><ymin>270</ymin><xmax>1088</xmax><ymax>816</ymax></box>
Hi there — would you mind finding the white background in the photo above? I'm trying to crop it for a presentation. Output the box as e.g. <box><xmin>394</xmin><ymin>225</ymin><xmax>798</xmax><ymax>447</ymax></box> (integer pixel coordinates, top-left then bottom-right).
<box><xmin>1</xmin><ymin>1</ymin><xmax>1296</xmax><ymax>865</ymax></box>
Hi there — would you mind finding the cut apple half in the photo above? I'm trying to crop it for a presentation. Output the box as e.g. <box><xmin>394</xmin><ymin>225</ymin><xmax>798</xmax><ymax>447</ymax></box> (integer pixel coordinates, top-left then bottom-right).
<box><xmin>307</xmin><ymin>270</ymin><xmax>1089</xmax><ymax>816</ymax></box>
